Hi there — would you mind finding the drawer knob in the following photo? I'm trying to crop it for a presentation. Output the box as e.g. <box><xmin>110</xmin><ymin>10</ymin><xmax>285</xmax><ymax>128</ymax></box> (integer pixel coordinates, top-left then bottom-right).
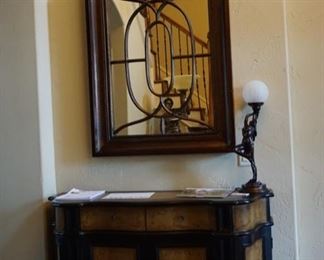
<box><xmin>177</xmin><ymin>215</ymin><xmax>185</xmax><ymax>222</ymax></box>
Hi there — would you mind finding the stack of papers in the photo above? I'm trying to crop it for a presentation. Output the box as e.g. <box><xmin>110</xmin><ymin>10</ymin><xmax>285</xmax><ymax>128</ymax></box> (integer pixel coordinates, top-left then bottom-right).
<box><xmin>177</xmin><ymin>188</ymin><xmax>233</xmax><ymax>198</ymax></box>
<box><xmin>55</xmin><ymin>188</ymin><xmax>106</xmax><ymax>201</ymax></box>
<box><xmin>102</xmin><ymin>192</ymin><xmax>155</xmax><ymax>200</ymax></box>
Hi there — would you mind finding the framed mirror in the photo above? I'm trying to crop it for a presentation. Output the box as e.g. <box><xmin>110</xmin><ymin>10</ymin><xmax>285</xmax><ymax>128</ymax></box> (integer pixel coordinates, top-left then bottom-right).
<box><xmin>85</xmin><ymin>0</ymin><xmax>234</xmax><ymax>156</ymax></box>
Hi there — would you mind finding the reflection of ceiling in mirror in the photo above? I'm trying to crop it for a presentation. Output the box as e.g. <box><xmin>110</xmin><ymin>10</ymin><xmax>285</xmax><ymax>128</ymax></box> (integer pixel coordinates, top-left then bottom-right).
<box><xmin>162</xmin><ymin>0</ymin><xmax>209</xmax><ymax>42</ymax></box>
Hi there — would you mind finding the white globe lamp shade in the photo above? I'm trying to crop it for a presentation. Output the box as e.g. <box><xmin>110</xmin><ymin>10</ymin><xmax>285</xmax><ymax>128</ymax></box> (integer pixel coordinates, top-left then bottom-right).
<box><xmin>242</xmin><ymin>80</ymin><xmax>269</xmax><ymax>104</ymax></box>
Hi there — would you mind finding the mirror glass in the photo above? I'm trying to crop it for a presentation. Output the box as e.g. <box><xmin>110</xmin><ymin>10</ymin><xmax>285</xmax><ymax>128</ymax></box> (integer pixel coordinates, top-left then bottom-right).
<box><xmin>107</xmin><ymin>0</ymin><xmax>213</xmax><ymax>136</ymax></box>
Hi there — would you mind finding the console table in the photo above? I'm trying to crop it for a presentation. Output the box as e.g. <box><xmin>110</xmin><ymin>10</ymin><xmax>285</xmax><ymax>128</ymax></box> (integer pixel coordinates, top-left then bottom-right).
<box><xmin>49</xmin><ymin>190</ymin><xmax>273</xmax><ymax>260</ymax></box>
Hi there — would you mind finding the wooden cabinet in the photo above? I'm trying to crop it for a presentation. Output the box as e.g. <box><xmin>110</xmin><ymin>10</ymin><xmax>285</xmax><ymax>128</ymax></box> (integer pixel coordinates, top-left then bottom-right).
<box><xmin>50</xmin><ymin>191</ymin><xmax>273</xmax><ymax>260</ymax></box>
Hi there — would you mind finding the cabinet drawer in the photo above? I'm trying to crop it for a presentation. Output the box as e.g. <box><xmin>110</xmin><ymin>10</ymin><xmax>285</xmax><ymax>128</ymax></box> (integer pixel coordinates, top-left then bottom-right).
<box><xmin>80</xmin><ymin>207</ymin><xmax>145</xmax><ymax>231</ymax></box>
<box><xmin>146</xmin><ymin>206</ymin><xmax>215</xmax><ymax>231</ymax></box>
<box><xmin>159</xmin><ymin>248</ymin><xmax>206</xmax><ymax>260</ymax></box>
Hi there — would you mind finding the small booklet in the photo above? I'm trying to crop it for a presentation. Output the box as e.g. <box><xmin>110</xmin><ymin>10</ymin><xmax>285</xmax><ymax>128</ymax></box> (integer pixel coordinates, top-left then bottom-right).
<box><xmin>55</xmin><ymin>188</ymin><xmax>106</xmax><ymax>201</ymax></box>
<box><xmin>102</xmin><ymin>192</ymin><xmax>155</xmax><ymax>200</ymax></box>
<box><xmin>177</xmin><ymin>188</ymin><xmax>233</xmax><ymax>198</ymax></box>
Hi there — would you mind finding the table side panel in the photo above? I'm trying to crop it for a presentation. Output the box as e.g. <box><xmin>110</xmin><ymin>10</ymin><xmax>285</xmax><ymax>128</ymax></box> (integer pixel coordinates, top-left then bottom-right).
<box><xmin>245</xmin><ymin>239</ymin><xmax>263</xmax><ymax>260</ymax></box>
<box><xmin>233</xmin><ymin>198</ymin><xmax>268</xmax><ymax>232</ymax></box>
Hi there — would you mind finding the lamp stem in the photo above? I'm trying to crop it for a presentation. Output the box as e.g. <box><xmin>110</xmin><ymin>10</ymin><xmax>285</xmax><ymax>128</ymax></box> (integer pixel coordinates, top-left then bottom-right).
<box><xmin>235</xmin><ymin>102</ymin><xmax>269</xmax><ymax>194</ymax></box>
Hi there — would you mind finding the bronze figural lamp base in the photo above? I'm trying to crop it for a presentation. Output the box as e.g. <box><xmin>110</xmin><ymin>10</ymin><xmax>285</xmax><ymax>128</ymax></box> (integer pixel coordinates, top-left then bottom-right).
<box><xmin>239</xmin><ymin>179</ymin><xmax>270</xmax><ymax>194</ymax></box>
<box><xmin>235</xmin><ymin>102</ymin><xmax>270</xmax><ymax>195</ymax></box>
<box><xmin>235</xmin><ymin>80</ymin><xmax>271</xmax><ymax>195</ymax></box>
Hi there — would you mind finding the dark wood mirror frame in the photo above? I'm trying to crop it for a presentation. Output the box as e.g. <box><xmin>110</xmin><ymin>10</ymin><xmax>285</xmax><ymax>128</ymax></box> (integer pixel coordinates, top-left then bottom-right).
<box><xmin>85</xmin><ymin>0</ymin><xmax>235</xmax><ymax>156</ymax></box>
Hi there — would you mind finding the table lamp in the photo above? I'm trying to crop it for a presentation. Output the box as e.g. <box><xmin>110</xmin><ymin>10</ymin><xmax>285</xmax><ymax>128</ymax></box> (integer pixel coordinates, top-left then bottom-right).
<box><xmin>235</xmin><ymin>80</ymin><xmax>270</xmax><ymax>194</ymax></box>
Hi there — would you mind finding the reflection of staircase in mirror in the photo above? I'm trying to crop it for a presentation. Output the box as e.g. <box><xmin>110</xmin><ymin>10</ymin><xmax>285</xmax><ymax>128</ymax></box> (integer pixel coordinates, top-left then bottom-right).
<box><xmin>143</xmin><ymin>8</ymin><xmax>212</xmax><ymax>134</ymax></box>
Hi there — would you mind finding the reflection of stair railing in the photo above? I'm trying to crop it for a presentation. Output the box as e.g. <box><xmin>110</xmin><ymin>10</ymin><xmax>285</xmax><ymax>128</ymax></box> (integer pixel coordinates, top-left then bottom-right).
<box><xmin>144</xmin><ymin>9</ymin><xmax>211</xmax><ymax>126</ymax></box>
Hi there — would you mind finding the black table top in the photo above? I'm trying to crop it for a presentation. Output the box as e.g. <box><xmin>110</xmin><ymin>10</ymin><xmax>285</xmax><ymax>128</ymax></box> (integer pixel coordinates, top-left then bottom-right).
<box><xmin>49</xmin><ymin>190</ymin><xmax>273</xmax><ymax>207</ymax></box>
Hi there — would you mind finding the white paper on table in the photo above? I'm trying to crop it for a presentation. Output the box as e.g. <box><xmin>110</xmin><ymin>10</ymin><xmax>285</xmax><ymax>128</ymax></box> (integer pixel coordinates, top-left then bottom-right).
<box><xmin>55</xmin><ymin>188</ymin><xmax>106</xmax><ymax>201</ymax></box>
<box><xmin>102</xmin><ymin>192</ymin><xmax>155</xmax><ymax>200</ymax></box>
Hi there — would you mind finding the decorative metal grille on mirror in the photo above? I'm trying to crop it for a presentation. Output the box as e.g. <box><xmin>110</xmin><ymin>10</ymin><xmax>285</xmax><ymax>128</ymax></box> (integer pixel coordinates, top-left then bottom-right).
<box><xmin>109</xmin><ymin>0</ymin><xmax>213</xmax><ymax>136</ymax></box>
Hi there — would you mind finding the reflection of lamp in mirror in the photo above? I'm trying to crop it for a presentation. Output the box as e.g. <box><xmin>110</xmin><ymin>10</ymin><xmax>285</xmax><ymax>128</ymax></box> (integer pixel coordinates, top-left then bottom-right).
<box><xmin>235</xmin><ymin>80</ymin><xmax>270</xmax><ymax>194</ymax></box>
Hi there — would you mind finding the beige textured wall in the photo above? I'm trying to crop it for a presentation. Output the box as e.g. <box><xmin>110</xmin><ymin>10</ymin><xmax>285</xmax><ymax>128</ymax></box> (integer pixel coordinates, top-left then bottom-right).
<box><xmin>230</xmin><ymin>1</ymin><xmax>296</xmax><ymax>258</ymax></box>
<box><xmin>286</xmin><ymin>1</ymin><xmax>324</xmax><ymax>259</ymax></box>
<box><xmin>48</xmin><ymin>1</ymin><xmax>297</xmax><ymax>259</ymax></box>
<box><xmin>0</xmin><ymin>1</ymin><xmax>46</xmax><ymax>259</ymax></box>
